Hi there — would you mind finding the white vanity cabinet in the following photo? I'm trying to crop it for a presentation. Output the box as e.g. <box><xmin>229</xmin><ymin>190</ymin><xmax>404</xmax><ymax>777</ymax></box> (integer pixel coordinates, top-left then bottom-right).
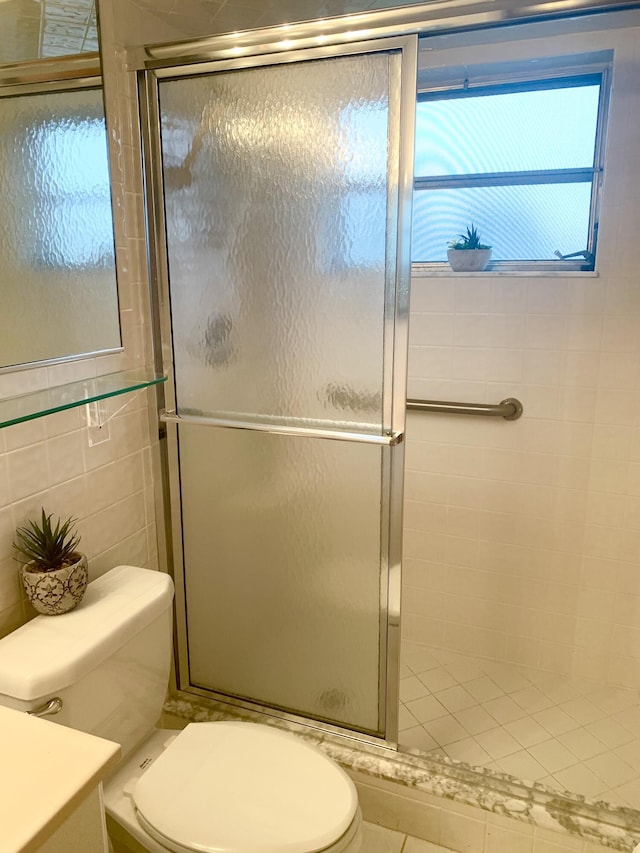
<box><xmin>0</xmin><ymin>705</ymin><xmax>120</xmax><ymax>852</ymax></box>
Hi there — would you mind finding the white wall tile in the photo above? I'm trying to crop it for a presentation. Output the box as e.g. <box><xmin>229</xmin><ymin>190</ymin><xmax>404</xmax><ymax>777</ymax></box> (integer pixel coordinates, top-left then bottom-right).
<box><xmin>439</xmin><ymin>808</ymin><xmax>487</xmax><ymax>853</ymax></box>
<box><xmin>0</xmin><ymin>2</ymin><xmax>160</xmax><ymax>635</ymax></box>
<box><xmin>6</xmin><ymin>443</ymin><xmax>49</xmax><ymax>503</ymax></box>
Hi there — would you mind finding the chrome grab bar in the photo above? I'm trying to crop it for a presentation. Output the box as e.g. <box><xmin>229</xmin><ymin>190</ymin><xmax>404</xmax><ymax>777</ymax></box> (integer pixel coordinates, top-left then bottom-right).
<box><xmin>29</xmin><ymin>697</ymin><xmax>63</xmax><ymax>718</ymax></box>
<box><xmin>407</xmin><ymin>397</ymin><xmax>523</xmax><ymax>421</ymax></box>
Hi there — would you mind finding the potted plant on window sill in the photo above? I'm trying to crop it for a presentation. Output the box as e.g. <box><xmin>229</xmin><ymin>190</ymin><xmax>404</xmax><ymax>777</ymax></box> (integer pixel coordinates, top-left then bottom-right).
<box><xmin>14</xmin><ymin>509</ymin><xmax>88</xmax><ymax>615</ymax></box>
<box><xmin>447</xmin><ymin>224</ymin><xmax>492</xmax><ymax>272</ymax></box>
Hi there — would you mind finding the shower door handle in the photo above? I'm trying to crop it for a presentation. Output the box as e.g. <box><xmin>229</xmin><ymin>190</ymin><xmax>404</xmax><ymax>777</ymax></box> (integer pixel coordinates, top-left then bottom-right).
<box><xmin>159</xmin><ymin>410</ymin><xmax>404</xmax><ymax>446</ymax></box>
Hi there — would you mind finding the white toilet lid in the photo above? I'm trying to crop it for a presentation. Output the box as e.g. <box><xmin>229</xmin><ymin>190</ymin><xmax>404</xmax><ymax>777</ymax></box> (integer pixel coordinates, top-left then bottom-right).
<box><xmin>132</xmin><ymin>721</ymin><xmax>358</xmax><ymax>853</ymax></box>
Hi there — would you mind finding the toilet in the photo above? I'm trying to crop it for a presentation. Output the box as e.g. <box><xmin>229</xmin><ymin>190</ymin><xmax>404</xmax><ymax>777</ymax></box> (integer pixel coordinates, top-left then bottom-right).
<box><xmin>0</xmin><ymin>565</ymin><xmax>362</xmax><ymax>853</ymax></box>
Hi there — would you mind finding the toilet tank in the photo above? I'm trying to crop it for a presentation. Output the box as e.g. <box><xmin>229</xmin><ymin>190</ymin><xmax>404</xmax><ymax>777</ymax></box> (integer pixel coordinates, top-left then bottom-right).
<box><xmin>0</xmin><ymin>565</ymin><xmax>174</xmax><ymax>758</ymax></box>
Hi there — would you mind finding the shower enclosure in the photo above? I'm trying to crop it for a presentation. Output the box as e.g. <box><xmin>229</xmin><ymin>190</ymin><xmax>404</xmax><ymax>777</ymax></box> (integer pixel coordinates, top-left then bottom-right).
<box><xmin>397</xmin><ymin>14</ymin><xmax>640</xmax><ymax>814</ymax></box>
<box><xmin>134</xmin><ymin>2</ymin><xmax>640</xmax><ymax>825</ymax></box>
<box><xmin>142</xmin><ymin>36</ymin><xmax>417</xmax><ymax>740</ymax></box>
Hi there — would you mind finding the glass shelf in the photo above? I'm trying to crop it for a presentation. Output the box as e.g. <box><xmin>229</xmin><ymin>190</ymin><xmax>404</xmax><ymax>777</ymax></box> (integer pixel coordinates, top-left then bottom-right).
<box><xmin>0</xmin><ymin>369</ymin><xmax>167</xmax><ymax>429</ymax></box>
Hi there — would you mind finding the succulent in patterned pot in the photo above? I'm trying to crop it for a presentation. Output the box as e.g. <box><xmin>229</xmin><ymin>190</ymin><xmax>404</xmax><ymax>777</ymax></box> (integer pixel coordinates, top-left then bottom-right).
<box><xmin>13</xmin><ymin>509</ymin><xmax>88</xmax><ymax>616</ymax></box>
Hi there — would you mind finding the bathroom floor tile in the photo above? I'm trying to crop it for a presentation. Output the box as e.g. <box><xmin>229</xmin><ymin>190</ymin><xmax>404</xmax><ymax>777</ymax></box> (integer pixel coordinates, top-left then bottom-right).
<box><xmin>483</xmin><ymin>695</ymin><xmax>528</xmax><ymax>725</ymax></box>
<box><xmin>504</xmin><ymin>716</ymin><xmax>552</xmax><ymax>749</ymax></box>
<box><xmin>613</xmin><ymin>777</ymin><xmax>640</xmax><ymax>808</ymax></box>
<box><xmin>406</xmin><ymin>694</ymin><xmax>449</xmax><ymax>724</ymax></box>
<box><xmin>418</xmin><ymin>666</ymin><xmax>458</xmax><ymax>693</ymax></box>
<box><xmin>584</xmin><ymin>752</ymin><xmax>637</xmax><ymax>788</ymax></box>
<box><xmin>444</xmin><ymin>736</ymin><xmax>492</xmax><ymax>766</ymax></box>
<box><xmin>586</xmin><ymin>718</ymin><xmax>636</xmax><ymax>749</ymax></box>
<box><xmin>497</xmin><ymin>749</ymin><xmax>548</xmax><ymax>782</ymax></box>
<box><xmin>401</xmin><ymin>675</ymin><xmax>431</xmax><ymax>703</ymax></box>
<box><xmin>604</xmin><ymin>690</ymin><xmax>639</xmax><ymax>714</ymax></box>
<box><xmin>510</xmin><ymin>686</ymin><xmax>555</xmax><ymax>714</ymax></box>
<box><xmin>552</xmin><ymin>764</ymin><xmax>609</xmax><ymax>799</ymax></box>
<box><xmin>402</xmin><ymin>643</ymin><xmax>441</xmax><ymax>674</ymax></box>
<box><xmin>562</xmin><ymin>727</ymin><xmax>607</xmax><ymax>761</ymax></box>
<box><xmin>424</xmin><ymin>715</ymin><xmax>470</xmax><ymax>747</ymax></box>
<box><xmin>614</xmin><ymin>739</ymin><xmax>640</xmax><ymax>766</ymax></box>
<box><xmin>361</xmin><ymin>822</ymin><xmax>456</xmax><ymax>853</ymax></box>
<box><xmin>483</xmin><ymin>664</ymin><xmax>531</xmax><ymax>694</ymax></box>
<box><xmin>453</xmin><ymin>704</ymin><xmax>498</xmax><ymax>736</ymax></box>
<box><xmin>399</xmin><ymin>725</ymin><xmax>439</xmax><ymax>753</ymax></box>
<box><xmin>463</xmin><ymin>675</ymin><xmax>504</xmax><ymax>703</ymax></box>
<box><xmin>434</xmin><ymin>684</ymin><xmax>477</xmax><ymax>713</ymax></box>
<box><xmin>528</xmin><ymin>740</ymin><xmax>577</xmax><ymax>774</ymax></box>
<box><xmin>403</xmin><ymin>839</ymin><xmax>457</xmax><ymax>852</ymax></box>
<box><xmin>361</xmin><ymin>821</ymin><xmax>405</xmax><ymax>852</ymax></box>
<box><xmin>559</xmin><ymin>697</ymin><xmax>604</xmax><ymax>726</ymax></box>
<box><xmin>399</xmin><ymin>704</ymin><xmax>420</xmax><ymax>731</ymax></box>
<box><xmin>532</xmin><ymin>706</ymin><xmax>579</xmax><ymax>737</ymax></box>
<box><xmin>475</xmin><ymin>726</ymin><xmax>522</xmax><ymax>760</ymax></box>
<box><xmin>399</xmin><ymin>641</ymin><xmax>640</xmax><ymax>811</ymax></box>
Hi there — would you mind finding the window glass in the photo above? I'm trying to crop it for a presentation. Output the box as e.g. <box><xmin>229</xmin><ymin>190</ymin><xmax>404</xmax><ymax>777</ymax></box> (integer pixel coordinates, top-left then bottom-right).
<box><xmin>0</xmin><ymin>85</ymin><xmax>121</xmax><ymax>367</ymax></box>
<box><xmin>412</xmin><ymin>73</ymin><xmax>604</xmax><ymax>267</ymax></box>
<box><xmin>32</xmin><ymin>103</ymin><xmax>114</xmax><ymax>268</ymax></box>
<box><xmin>412</xmin><ymin>183</ymin><xmax>592</xmax><ymax>262</ymax></box>
<box><xmin>414</xmin><ymin>84</ymin><xmax>600</xmax><ymax>176</ymax></box>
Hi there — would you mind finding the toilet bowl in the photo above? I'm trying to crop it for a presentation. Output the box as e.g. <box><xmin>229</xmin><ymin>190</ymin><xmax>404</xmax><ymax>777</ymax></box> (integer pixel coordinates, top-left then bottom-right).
<box><xmin>0</xmin><ymin>566</ymin><xmax>362</xmax><ymax>853</ymax></box>
<box><xmin>105</xmin><ymin>722</ymin><xmax>363</xmax><ymax>853</ymax></box>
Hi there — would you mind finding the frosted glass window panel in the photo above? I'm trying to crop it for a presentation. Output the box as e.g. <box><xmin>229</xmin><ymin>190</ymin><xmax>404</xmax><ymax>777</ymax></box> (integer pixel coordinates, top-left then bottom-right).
<box><xmin>414</xmin><ymin>84</ymin><xmax>600</xmax><ymax>176</ymax></box>
<box><xmin>0</xmin><ymin>87</ymin><xmax>120</xmax><ymax>368</ymax></box>
<box><xmin>159</xmin><ymin>53</ymin><xmax>396</xmax><ymax>434</ymax></box>
<box><xmin>179</xmin><ymin>425</ymin><xmax>384</xmax><ymax>734</ymax></box>
<box><xmin>412</xmin><ymin>183</ymin><xmax>593</xmax><ymax>262</ymax></box>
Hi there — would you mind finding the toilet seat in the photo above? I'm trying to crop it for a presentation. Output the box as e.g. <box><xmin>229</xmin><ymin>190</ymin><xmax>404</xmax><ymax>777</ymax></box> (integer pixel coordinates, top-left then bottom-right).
<box><xmin>130</xmin><ymin>721</ymin><xmax>359</xmax><ymax>853</ymax></box>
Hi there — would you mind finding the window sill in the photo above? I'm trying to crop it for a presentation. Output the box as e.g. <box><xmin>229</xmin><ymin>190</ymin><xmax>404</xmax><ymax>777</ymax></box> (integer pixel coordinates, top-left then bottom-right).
<box><xmin>411</xmin><ymin>264</ymin><xmax>598</xmax><ymax>278</ymax></box>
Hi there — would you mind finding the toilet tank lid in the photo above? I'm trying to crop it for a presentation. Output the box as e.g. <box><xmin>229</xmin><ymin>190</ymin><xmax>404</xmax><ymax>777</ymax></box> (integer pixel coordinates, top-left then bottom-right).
<box><xmin>0</xmin><ymin>566</ymin><xmax>174</xmax><ymax>701</ymax></box>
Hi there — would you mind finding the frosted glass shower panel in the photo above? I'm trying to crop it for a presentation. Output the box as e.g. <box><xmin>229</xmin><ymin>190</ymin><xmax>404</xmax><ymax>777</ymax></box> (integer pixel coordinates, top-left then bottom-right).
<box><xmin>0</xmin><ymin>87</ymin><xmax>121</xmax><ymax>368</ymax></box>
<box><xmin>159</xmin><ymin>53</ymin><xmax>395</xmax><ymax>433</ymax></box>
<box><xmin>179</xmin><ymin>424</ymin><xmax>384</xmax><ymax>733</ymax></box>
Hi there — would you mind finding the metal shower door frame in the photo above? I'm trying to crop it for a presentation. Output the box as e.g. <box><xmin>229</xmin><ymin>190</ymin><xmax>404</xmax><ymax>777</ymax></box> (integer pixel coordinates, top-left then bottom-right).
<box><xmin>140</xmin><ymin>33</ymin><xmax>417</xmax><ymax>746</ymax></box>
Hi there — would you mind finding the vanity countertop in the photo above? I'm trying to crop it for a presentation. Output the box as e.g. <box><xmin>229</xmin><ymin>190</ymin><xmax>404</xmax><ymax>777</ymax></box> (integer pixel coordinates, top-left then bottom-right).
<box><xmin>0</xmin><ymin>705</ymin><xmax>121</xmax><ymax>852</ymax></box>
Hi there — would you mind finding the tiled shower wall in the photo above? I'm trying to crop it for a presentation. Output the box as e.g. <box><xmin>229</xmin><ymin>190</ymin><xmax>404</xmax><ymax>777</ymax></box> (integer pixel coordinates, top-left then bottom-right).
<box><xmin>403</xmin><ymin>21</ymin><xmax>640</xmax><ymax>691</ymax></box>
<box><xmin>0</xmin><ymin>27</ymin><xmax>158</xmax><ymax>637</ymax></box>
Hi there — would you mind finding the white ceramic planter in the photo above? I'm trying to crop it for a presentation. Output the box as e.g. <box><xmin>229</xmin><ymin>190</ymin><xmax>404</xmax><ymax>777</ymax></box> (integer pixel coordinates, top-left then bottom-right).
<box><xmin>20</xmin><ymin>553</ymin><xmax>88</xmax><ymax>615</ymax></box>
<box><xmin>447</xmin><ymin>248</ymin><xmax>492</xmax><ymax>272</ymax></box>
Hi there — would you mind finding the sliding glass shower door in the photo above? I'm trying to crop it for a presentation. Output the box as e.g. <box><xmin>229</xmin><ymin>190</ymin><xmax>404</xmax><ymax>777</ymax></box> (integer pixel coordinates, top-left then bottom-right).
<box><xmin>145</xmin><ymin>37</ymin><xmax>416</xmax><ymax>738</ymax></box>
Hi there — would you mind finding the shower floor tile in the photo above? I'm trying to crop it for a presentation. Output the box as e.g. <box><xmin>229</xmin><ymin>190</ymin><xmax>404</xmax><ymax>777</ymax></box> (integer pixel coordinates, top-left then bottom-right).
<box><xmin>399</xmin><ymin>641</ymin><xmax>640</xmax><ymax>809</ymax></box>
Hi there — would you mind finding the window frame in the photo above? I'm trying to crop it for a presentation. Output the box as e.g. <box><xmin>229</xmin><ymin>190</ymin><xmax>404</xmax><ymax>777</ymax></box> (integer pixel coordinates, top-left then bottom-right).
<box><xmin>411</xmin><ymin>61</ymin><xmax>611</xmax><ymax>273</ymax></box>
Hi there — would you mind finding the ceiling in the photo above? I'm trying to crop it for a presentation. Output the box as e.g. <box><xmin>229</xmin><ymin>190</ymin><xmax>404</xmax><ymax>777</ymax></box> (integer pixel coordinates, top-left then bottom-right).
<box><xmin>0</xmin><ymin>0</ymin><xmax>97</xmax><ymax>64</ymax></box>
<box><xmin>1</xmin><ymin>0</ymin><xmax>638</xmax><ymax>66</ymax></box>
<box><xmin>0</xmin><ymin>0</ymin><xmax>427</xmax><ymax>65</ymax></box>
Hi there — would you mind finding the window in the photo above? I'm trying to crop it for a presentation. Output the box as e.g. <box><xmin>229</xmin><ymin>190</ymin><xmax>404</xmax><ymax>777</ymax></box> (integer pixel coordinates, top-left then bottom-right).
<box><xmin>23</xmin><ymin>88</ymin><xmax>114</xmax><ymax>269</ymax></box>
<box><xmin>0</xmin><ymin>77</ymin><xmax>121</xmax><ymax>368</ymax></box>
<box><xmin>411</xmin><ymin>56</ymin><xmax>610</xmax><ymax>271</ymax></box>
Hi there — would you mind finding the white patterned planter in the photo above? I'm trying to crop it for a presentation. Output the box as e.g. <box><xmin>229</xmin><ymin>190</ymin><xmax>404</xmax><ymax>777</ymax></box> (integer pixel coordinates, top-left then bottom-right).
<box><xmin>20</xmin><ymin>554</ymin><xmax>88</xmax><ymax>615</ymax></box>
<box><xmin>447</xmin><ymin>248</ymin><xmax>492</xmax><ymax>272</ymax></box>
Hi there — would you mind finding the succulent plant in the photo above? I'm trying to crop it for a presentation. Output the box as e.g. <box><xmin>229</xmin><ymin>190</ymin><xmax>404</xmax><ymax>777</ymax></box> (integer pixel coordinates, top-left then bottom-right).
<box><xmin>13</xmin><ymin>509</ymin><xmax>82</xmax><ymax>572</ymax></box>
<box><xmin>448</xmin><ymin>224</ymin><xmax>492</xmax><ymax>250</ymax></box>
